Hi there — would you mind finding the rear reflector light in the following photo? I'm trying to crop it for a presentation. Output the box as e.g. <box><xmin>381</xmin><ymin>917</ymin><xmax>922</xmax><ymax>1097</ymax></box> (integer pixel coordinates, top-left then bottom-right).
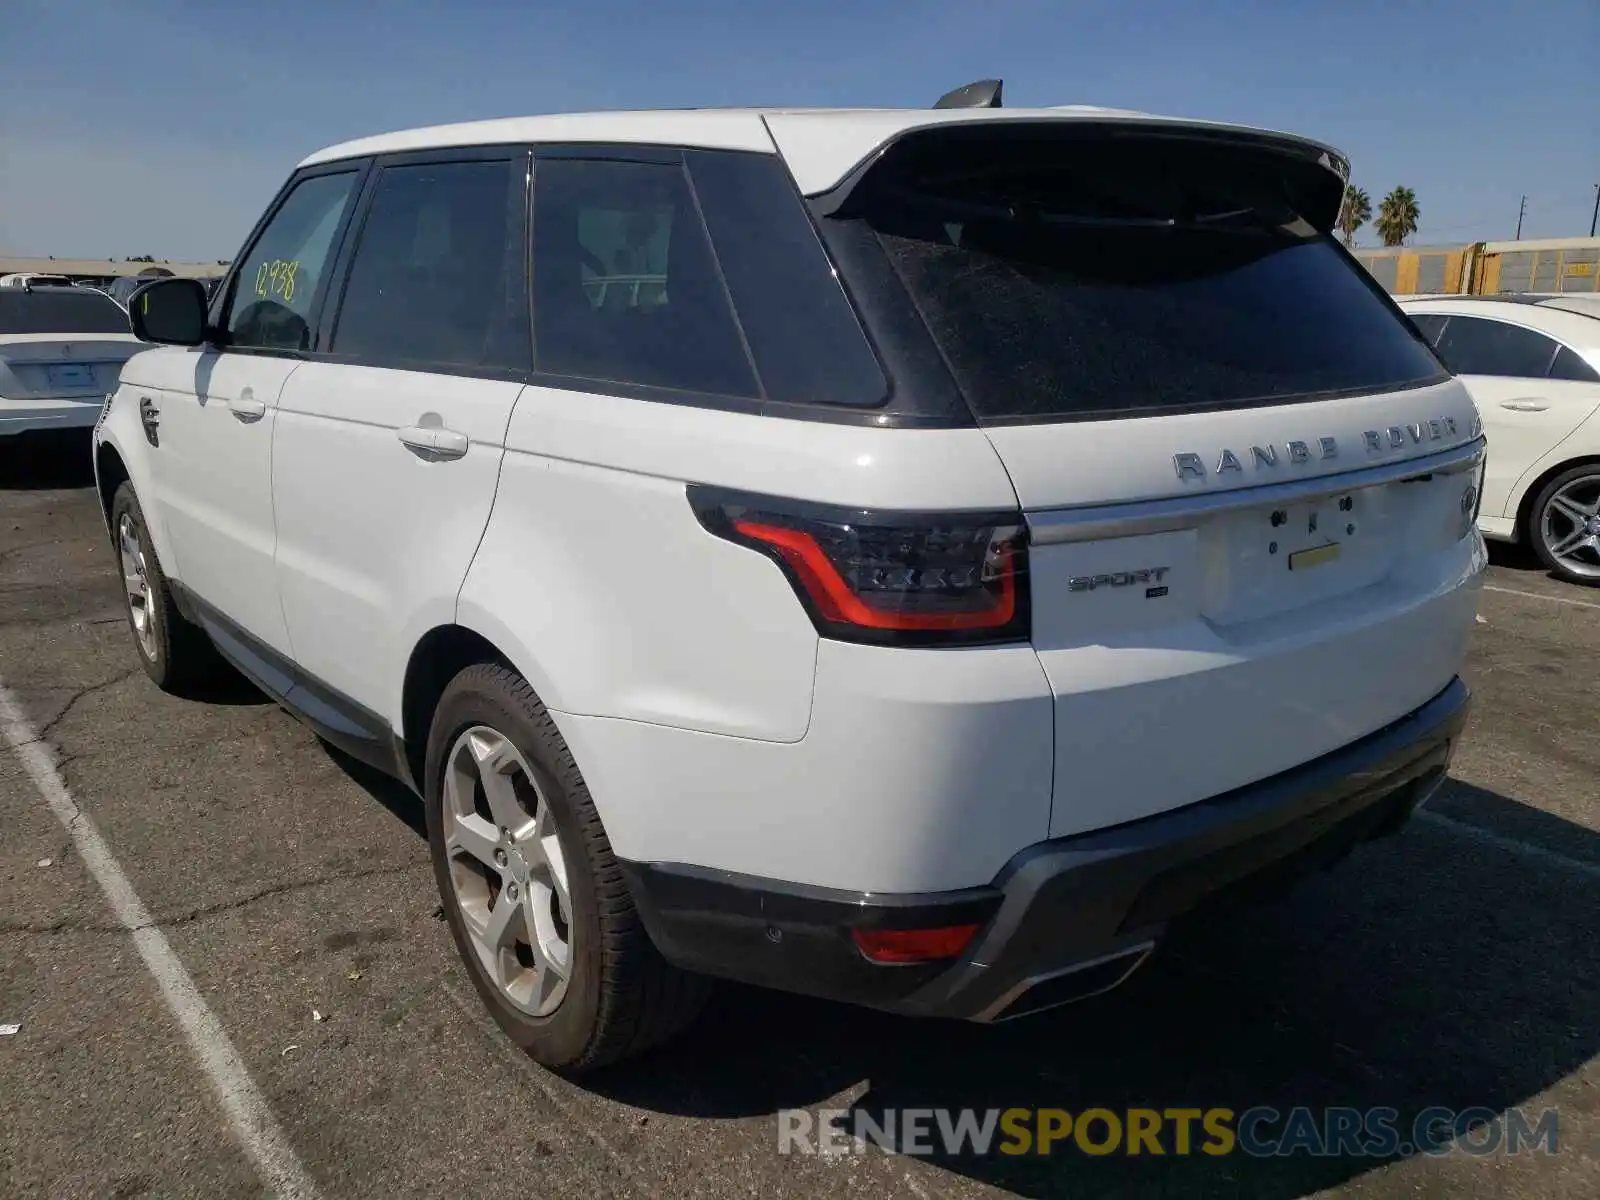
<box><xmin>689</xmin><ymin>486</ymin><xmax>1029</xmax><ymax>647</ymax></box>
<box><xmin>852</xmin><ymin>924</ymin><xmax>981</xmax><ymax>964</ymax></box>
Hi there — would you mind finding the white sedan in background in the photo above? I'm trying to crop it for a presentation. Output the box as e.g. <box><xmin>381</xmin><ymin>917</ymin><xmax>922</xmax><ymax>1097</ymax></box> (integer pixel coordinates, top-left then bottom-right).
<box><xmin>1401</xmin><ymin>295</ymin><xmax>1600</xmax><ymax>585</ymax></box>
<box><xmin>1</xmin><ymin>286</ymin><xmax>143</xmax><ymax>438</ymax></box>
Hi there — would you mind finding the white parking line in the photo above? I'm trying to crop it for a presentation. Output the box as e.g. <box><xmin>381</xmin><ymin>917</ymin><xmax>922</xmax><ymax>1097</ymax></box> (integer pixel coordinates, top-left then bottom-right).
<box><xmin>0</xmin><ymin>680</ymin><xmax>320</xmax><ymax>1200</ymax></box>
<box><xmin>1416</xmin><ymin>810</ymin><xmax>1600</xmax><ymax>879</ymax></box>
<box><xmin>1481</xmin><ymin>584</ymin><xmax>1600</xmax><ymax>611</ymax></box>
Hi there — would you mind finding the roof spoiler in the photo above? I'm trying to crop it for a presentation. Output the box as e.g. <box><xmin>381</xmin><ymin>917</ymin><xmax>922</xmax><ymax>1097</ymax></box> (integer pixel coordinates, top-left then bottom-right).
<box><xmin>934</xmin><ymin>79</ymin><xmax>1003</xmax><ymax>110</ymax></box>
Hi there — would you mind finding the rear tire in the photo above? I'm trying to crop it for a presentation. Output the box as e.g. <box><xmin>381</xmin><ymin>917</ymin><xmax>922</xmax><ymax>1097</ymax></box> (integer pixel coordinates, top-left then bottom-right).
<box><xmin>109</xmin><ymin>482</ymin><xmax>223</xmax><ymax>690</ymax></box>
<box><xmin>1526</xmin><ymin>464</ymin><xmax>1600</xmax><ymax>587</ymax></box>
<box><xmin>424</xmin><ymin>662</ymin><xmax>708</xmax><ymax>1073</ymax></box>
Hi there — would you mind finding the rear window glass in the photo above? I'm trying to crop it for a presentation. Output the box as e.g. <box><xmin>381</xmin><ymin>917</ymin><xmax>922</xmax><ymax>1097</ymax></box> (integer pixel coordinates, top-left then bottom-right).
<box><xmin>0</xmin><ymin>290</ymin><xmax>130</xmax><ymax>334</ymax></box>
<box><xmin>846</xmin><ymin>133</ymin><xmax>1446</xmax><ymax>422</ymax></box>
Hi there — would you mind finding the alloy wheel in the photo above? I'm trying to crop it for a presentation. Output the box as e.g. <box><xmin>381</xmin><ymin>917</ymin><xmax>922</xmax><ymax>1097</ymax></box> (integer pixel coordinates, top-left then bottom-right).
<box><xmin>1539</xmin><ymin>473</ymin><xmax>1600</xmax><ymax>580</ymax></box>
<box><xmin>441</xmin><ymin>725</ymin><xmax>573</xmax><ymax>1017</ymax></box>
<box><xmin>117</xmin><ymin>511</ymin><xmax>157</xmax><ymax>660</ymax></box>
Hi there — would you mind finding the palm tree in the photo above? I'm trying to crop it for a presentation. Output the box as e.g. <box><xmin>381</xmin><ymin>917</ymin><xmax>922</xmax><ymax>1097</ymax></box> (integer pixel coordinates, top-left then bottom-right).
<box><xmin>1337</xmin><ymin>186</ymin><xmax>1372</xmax><ymax>247</ymax></box>
<box><xmin>1375</xmin><ymin>187</ymin><xmax>1421</xmax><ymax>247</ymax></box>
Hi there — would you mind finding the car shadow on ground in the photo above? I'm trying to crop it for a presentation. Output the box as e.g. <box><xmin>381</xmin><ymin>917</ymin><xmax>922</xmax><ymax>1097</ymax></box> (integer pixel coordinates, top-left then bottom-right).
<box><xmin>0</xmin><ymin>430</ymin><xmax>97</xmax><ymax>490</ymax></box>
<box><xmin>554</xmin><ymin>779</ymin><xmax>1597</xmax><ymax>1199</ymax></box>
<box><xmin>1484</xmin><ymin>538</ymin><xmax>1555</xmax><ymax>578</ymax></box>
<box><xmin>322</xmin><ymin>741</ymin><xmax>429</xmax><ymax>840</ymax></box>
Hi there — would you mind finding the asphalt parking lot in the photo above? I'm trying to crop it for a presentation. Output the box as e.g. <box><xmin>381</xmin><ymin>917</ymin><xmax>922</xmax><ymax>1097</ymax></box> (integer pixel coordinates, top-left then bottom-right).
<box><xmin>1</xmin><ymin>430</ymin><xmax>1595</xmax><ymax>1200</ymax></box>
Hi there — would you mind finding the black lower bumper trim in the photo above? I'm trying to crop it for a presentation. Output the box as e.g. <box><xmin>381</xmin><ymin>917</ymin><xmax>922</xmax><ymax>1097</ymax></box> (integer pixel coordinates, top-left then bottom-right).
<box><xmin>621</xmin><ymin>677</ymin><xmax>1470</xmax><ymax>1020</ymax></box>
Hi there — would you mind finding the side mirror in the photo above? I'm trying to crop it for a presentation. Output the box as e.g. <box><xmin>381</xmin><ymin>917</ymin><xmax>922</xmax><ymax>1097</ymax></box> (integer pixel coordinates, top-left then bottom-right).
<box><xmin>128</xmin><ymin>278</ymin><xmax>209</xmax><ymax>346</ymax></box>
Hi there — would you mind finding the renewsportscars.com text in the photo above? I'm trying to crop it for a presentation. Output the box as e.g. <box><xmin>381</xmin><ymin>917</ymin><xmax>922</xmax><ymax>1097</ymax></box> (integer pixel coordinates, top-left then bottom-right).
<box><xmin>778</xmin><ymin>1105</ymin><xmax>1559</xmax><ymax>1159</ymax></box>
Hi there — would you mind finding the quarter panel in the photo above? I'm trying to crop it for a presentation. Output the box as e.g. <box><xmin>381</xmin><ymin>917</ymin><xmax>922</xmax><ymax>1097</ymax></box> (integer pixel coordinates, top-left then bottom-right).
<box><xmin>458</xmin><ymin>445</ymin><xmax>819</xmax><ymax>740</ymax></box>
<box><xmin>552</xmin><ymin>640</ymin><xmax>1055</xmax><ymax>892</ymax></box>
<box><xmin>457</xmin><ymin>383</ymin><xmax>1023</xmax><ymax>741</ymax></box>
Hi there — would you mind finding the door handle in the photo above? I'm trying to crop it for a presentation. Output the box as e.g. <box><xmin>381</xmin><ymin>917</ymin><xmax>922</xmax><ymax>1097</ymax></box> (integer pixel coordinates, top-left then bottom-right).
<box><xmin>1499</xmin><ymin>399</ymin><xmax>1549</xmax><ymax>412</ymax></box>
<box><xmin>397</xmin><ymin>424</ymin><xmax>469</xmax><ymax>461</ymax></box>
<box><xmin>228</xmin><ymin>393</ymin><xmax>267</xmax><ymax>421</ymax></box>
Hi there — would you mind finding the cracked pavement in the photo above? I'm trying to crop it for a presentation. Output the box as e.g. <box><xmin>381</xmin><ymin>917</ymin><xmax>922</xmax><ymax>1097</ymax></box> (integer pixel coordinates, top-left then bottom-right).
<box><xmin>1</xmin><ymin>431</ymin><xmax>1596</xmax><ymax>1200</ymax></box>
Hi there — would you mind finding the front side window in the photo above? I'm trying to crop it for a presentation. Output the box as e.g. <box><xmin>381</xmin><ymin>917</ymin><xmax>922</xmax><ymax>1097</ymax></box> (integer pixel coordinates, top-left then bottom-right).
<box><xmin>223</xmin><ymin>171</ymin><xmax>359</xmax><ymax>352</ymax></box>
<box><xmin>531</xmin><ymin>157</ymin><xmax>757</xmax><ymax>397</ymax></box>
<box><xmin>330</xmin><ymin>158</ymin><xmax>526</xmax><ymax>370</ymax></box>
<box><xmin>1432</xmin><ymin>315</ymin><xmax>1560</xmax><ymax>378</ymax></box>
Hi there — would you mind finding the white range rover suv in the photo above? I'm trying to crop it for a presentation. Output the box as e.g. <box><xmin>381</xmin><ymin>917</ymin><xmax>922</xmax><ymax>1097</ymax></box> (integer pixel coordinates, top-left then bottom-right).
<box><xmin>95</xmin><ymin>85</ymin><xmax>1487</xmax><ymax>1072</ymax></box>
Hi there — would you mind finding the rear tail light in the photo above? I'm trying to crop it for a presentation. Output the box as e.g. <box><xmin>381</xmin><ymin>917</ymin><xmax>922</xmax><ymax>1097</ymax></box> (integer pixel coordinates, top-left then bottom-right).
<box><xmin>851</xmin><ymin>923</ymin><xmax>981</xmax><ymax>964</ymax></box>
<box><xmin>688</xmin><ymin>486</ymin><xmax>1029</xmax><ymax>647</ymax></box>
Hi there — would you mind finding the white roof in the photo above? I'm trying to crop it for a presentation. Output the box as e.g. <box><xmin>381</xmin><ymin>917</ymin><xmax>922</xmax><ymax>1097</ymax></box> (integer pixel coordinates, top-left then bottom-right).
<box><xmin>298</xmin><ymin>106</ymin><xmax>1345</xmax><ymax>197</ymax></box>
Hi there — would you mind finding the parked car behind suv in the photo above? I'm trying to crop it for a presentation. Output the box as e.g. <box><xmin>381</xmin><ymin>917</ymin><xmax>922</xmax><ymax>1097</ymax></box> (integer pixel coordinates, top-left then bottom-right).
<box><xmin>1401</xmin><ymin>294</ymin><xmax>1600</xmax><ymax>584</ymax></box>
<box><xmin>1</xmin><ymin>286</ymin><xmax>138</xmax><ymax>438</ymax></box>
<box><xmin>94</xmin><ymin>88</ymin><xmax>1487</xmax><ymax>1072</ymax></box>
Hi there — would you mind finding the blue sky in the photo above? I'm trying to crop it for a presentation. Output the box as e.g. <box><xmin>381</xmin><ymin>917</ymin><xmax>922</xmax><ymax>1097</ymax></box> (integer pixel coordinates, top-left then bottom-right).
<box><xmin>3</xmin><ymin>0</ymin><xmax>1595</xmax><ymax>260</ymax></box>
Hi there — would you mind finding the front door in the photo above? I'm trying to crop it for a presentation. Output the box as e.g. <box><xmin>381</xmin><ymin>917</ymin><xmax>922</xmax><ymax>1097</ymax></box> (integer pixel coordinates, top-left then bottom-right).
<box><xmin>154</xmin><ymin>165</ymin><xmax>365</xmax><ymax>656</ymax></box>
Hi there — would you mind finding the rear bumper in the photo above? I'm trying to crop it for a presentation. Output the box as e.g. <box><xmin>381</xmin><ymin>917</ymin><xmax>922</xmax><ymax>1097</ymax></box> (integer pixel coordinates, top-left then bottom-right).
<box><xmin>620</xmin><ymin>676</ymin><xmax>1469</xmax><ymax>1021</ymax></box>
<box><xmin>1</xmin><ymin>395</ymin><xmax>104</xmax><ymax>435</ymax></box>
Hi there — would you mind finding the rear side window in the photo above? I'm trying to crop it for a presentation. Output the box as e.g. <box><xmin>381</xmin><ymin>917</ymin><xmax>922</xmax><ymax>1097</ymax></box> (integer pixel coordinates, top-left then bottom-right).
<box><xmin>1550</xmin><ymin>344</ymin><xmax>1600</xmax><ymax>383</ymax></box>
<box><xmin>223</xmin><ymin>171</ymin><xmax>358</xmax><ymax>352</ymax></box>
<box><xmin>686</xmin><ymin>150</ymin><xmax>886</xmax><ymax>407</ymax></box>
<box><xmin>530</xmin><ymin>150</ymin><xmax>886</xmax><ymax>408</ymax></box>
<box><xmin>331</xmin><ymin>158</ymin><xmax>527</xmax><ymax>371</ymax></box>
<box><xmin>837</xmin><ymin>131</ymin><xmax>1446</xmax><ymax>423</ymax></box>
<box><xmin>0</xmin><ymin>290</ymin><xmax>129</xmax><ymax>334</ymax></box>
<box><xmin>1433</xmin><ymin>316</ymin><xmax>1559</xmax><ymax>378</ymax></box>
<box><xmin>1407</xmin><ymin>313</ymin><xmax>1448</xmax><ymax>345</ymax></box>
<box><xmin>532</xmin><ymin>157</ymin><xmax>756</xmax><ymax>397</ymax></box>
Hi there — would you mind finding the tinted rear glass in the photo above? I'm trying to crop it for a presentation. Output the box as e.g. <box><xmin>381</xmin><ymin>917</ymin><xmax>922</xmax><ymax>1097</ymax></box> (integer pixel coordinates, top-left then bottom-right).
<box><xmin>332</xmin><ymin>158</ymin><xmax>527</xmax><ymax>370</ymax></box>
<box><xmin>687</xmin><ymin>150</ymin><xmax>886</xmax><ymax>407</ymax></box>
<box><xmin>1432</xmin><ymin>315</ymin><xmax>1560</xmax><ymax>378</ymax></box>
<box><xmin>844</xmin><ymin>132</ymin><xmax>1446</xmax><ymax>422</ymax></box>
<box><xmin>0</xmin><ymin>290</ymin><xmax>130</xmax><ymax>334</ymax></box>
<box><xmin>533</xmin><ymin>156</ymin><xmax>758</xmax><ymax>397</ymax></box>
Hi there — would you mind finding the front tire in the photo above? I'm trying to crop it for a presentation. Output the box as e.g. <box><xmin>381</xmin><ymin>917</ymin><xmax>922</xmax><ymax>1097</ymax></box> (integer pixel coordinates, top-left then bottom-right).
<box><xmin>1527</xmin><ymin>464</ymin><xmax>1600</xmax><ymax>586</ymax></box>
<box><xmin>424</xmin><ymin>663</ymin><xmax>708</xmax><ymax>1072</ymax></box>
<box><xmin>110</xmin><ymin>482</ymin><xmax>222</xmax><ymax>690</ymax></box>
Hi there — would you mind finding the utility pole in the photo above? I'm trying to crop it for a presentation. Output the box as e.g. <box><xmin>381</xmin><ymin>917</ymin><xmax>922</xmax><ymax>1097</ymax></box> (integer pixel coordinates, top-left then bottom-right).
<box><xmin>1515</xmin><ymin>195</ymin><xmax>1527</xmax><ymax>240</ymax></box>
<box><xmin>1590</xmin><ymin>184</ymin><xmax>1598</xmax><ymax>237</ymax></box>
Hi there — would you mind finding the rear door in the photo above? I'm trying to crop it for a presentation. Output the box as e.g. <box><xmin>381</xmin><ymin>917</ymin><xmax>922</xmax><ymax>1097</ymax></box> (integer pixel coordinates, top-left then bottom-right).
<box><xmin>270</xmin><ymin>149</ymin><xmax>531</xmax><ymax>722</ymax></box>
<box><xmin>809</xmin><ymin>123</ymin><xmax>1486</xmax><ymax>837</ymax></box>
<box><xmin>1425</xmin><ymin>313</ymin><xmax>1600</xmax><ymax>517</ymax></box>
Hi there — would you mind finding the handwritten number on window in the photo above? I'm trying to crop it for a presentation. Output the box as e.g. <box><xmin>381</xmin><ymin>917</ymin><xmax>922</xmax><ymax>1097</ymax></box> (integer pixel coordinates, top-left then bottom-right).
<box><xmin>254</xmin><ymin>259</ymin><xmax>302</xmax><ymax>304</ymax></box>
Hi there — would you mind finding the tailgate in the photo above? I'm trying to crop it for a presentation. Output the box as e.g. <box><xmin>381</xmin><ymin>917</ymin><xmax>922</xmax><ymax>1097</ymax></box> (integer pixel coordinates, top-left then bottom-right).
<box><xmin>0</xmin><ymin>338</ymin><xmax>142</xmax><ymax>399</ymax></box>
<box><xmin>807</xmin><ymin>119</ymin><xmax>1489</xmax><ymax>836</ymax></box>
<box><xmin>1005</xmin><ymin>397</ymin><xmax>1484</xmax><ymax>836</ymax></box>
